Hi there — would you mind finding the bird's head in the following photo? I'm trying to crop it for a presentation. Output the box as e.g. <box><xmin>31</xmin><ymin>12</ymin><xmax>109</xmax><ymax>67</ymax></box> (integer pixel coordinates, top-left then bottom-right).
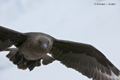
<box><xmin>37</xmin><ymin>37</ymin><xmax>49</xmax><ymax>51</ymax></box>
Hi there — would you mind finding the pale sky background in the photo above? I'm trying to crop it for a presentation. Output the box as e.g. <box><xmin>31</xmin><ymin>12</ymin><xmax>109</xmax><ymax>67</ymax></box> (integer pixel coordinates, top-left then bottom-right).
<box><xmin>0</xmin><ymin>0</ymin><xmax>120</xmax><ymax>80</ymax></box>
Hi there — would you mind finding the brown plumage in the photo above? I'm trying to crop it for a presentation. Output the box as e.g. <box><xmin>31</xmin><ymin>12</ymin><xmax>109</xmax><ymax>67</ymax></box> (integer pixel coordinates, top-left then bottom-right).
<box><xmin>0</xmin><ymin>26</ymin><xmax>120</xmax><ymax>80</ymax></box>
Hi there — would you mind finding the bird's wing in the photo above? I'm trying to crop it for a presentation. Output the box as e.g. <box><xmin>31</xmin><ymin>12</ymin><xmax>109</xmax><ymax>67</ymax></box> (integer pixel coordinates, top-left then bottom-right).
<box><xmin>0</xmin><ymin>26</ymin><xmax>27</xmax><ymax>51</ymax></box>
<box><xmin>50</xmin><ymin>39</ymin><xmax>120</xmax><ymax>80</ymax></box>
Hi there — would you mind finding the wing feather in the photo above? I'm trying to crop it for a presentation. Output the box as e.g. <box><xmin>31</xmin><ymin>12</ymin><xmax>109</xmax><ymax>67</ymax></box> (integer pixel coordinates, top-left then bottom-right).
<box><xmin>50</xmin><ymin>39</ymin><xmax>120</xmax><ymax>80</ymax></box>
<box><xmin>0</xmin><ymin>26</ymin><xmax>27</xmax><ymax>51</ymax></box>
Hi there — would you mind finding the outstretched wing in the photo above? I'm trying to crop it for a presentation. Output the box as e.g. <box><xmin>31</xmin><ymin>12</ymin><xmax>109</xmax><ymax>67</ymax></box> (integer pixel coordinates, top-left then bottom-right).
<box><xmin>50</xmin><ymin>39</ymin><xmax>120</xmax><ymax>80</ymax></box>
<box><xmin>0</xmin><ymin>26</ymin><xmax>27</xmax><ymax>51</ymax></box>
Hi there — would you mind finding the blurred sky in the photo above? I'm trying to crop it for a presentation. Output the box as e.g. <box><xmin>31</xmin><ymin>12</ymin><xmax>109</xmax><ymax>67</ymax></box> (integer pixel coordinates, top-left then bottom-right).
<box><xmin>0</xmin><ymin>0</ymin><xmax>120</xmax><ymax>80</ymax></box>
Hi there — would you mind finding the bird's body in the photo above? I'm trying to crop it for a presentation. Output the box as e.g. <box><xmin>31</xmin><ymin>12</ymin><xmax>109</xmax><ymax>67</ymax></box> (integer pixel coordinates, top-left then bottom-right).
<box><xmin>19</xmin><ymin>32</ymin><xmax>54</xmax><ymax>60</ymax></box>
<box><xmin>0</xmin><ymin>26</ymin><xmax>120</xmax><ymax>80</ymax></box>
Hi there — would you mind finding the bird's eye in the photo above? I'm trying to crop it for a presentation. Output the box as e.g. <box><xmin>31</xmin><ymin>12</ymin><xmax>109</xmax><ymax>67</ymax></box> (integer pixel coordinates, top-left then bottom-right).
<box><xmin>38</xmin><ymin>40</ymin><xmax>42</xmax><ymax>44</ymax></box>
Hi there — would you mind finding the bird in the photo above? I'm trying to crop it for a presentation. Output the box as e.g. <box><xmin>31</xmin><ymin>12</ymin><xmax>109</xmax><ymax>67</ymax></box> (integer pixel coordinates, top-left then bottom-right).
<box><xmin>0</xmin><ymin>26</ymin><xmax>120</xmax><ymax>80</ymax></box>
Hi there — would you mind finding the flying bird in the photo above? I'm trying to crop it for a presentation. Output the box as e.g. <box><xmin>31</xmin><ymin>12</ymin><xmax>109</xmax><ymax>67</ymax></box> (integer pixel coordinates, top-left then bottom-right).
<box><xmin>0</xmin><ymin>26</ymin><xmax>120</xmax><ymax>80</ymax></box>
